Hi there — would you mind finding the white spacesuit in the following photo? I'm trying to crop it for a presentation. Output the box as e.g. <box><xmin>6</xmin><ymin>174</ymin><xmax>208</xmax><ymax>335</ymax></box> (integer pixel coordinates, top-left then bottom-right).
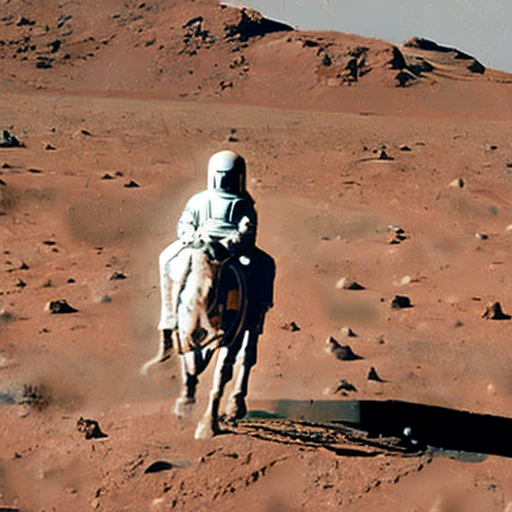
<box><xmin>158</xmin><ymin>150</ymin><xmax>257</xmax><ymax>336</ymax></box>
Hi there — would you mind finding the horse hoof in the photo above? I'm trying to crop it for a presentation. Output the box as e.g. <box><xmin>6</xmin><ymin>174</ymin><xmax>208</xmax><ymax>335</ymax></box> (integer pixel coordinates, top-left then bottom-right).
<box><xmin>194</xmin><ymin>418</ymin><xmax>218</xmax><ymax>440</ymax></box>
<box><xmin>226</xmin><ymin>397</ymin><xmax>247</xmax><ymax>421</ymax></box>
<box><xmin>173</xmin><ymin>396</ymin><xmax>195</xmax><ymax>417</ymax></box>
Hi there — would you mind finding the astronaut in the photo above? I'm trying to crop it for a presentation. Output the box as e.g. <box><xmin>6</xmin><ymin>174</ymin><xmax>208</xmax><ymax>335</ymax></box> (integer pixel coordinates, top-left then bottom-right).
<box><xmin>157</xmin><ymin>150</ymin><xmax>265</xmax><ymax>356</ymax></box>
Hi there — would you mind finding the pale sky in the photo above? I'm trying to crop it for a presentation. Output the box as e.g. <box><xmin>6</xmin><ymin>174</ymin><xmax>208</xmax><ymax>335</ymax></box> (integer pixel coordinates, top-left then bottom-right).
<box><xmin>224</xmin><ymin>0</ymin><xmax>512</xmax><ymax>73</ymax></box>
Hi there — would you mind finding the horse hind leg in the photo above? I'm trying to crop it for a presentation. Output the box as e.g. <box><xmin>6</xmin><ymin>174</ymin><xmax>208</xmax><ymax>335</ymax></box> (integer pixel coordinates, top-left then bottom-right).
<box><xmin>225</xmin><ymin>330</ymin><xmax>251</xmax><ymax>421</ymax></box>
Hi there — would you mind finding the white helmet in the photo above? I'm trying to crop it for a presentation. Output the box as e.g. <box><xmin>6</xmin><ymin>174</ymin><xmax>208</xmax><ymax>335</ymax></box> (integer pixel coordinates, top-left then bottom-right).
<box><xmin>207</xmin><ymin>150</ymin><xmax>246</xmax><ymax>194</ymax></box>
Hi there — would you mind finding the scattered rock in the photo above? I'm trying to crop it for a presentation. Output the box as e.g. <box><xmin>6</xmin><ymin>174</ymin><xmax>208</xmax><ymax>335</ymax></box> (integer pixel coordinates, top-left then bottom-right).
<box><xmin>15</xmin><ymin>279</ymin><xmax>26</xmax><ymax>288</ymax></box>
<box><xmin>109</xmin><ymin>271</ymin><xmax>126</xmax><ymax>280</ymax></box>
<box><xmin>391</xmin><ymin>295</ymin><xmax>412</xmax><ymax>309</ymax></box>
<box><xmin>482</xmin><ymin>302</ymin><xmax>511</xmax><ymax>320</ymax></box>
<box><xmin>101</xmin><ymin>173</ymin><xmax>114</xmax><ymax>180</ymax></box>
<box><xmin>395</xmin><ymin>70</ymin><xmax>416</xmax><ymax>87</ymax></box>
<box><xmin>378</xmin><ymin>149</ymin><xmax>394</xmax><ymax>160</ymax></box>
<box><xmin>367</xmin><ymin>366</ymin><xmax>385</xmax><ymax>382</ymax></box>
<box><xmin>340</xmin><ymin>326</ymin><xmax>357</xmax><ymax>338</ymax></box>
<box><xmin>19</xmin><ymin>262</ymin><xmax>29</xmax><ymax>270</ymax></box>
<box><xmin>326</xmin><ymin>337</ymin><xmax>363</xmax><ymax>361</ymax></box>
<box><xmin>45</xmin><ymin>144</ymin><xmax>56</xmax><ymax>150</ymax></box>
<box><xmin>334</xmin><ymin>379</ymin><xmax>357</xmax><ymax>394</ymax></box>
<box><xmin>281</xmin><ymin>321</ymin><xmax>300</xmax><ymax>332</ymax></box>
<box><xmin>388</xmin><ymin>226</ymin><xmax>408</xmax><ymax>244</ymax></box>
<box><xmin>475</xmin><ymin>233</ymin><xmax>488</xmax><ymax>240</ymax></box>
<box><xmin>399</xmin><ymin>144</ymin><xmax>411</xmax><ymax>151</ymax></box>
<box><xmin>76</xmin><ymin>417</ymin><xmax>108</xmax><ymax>439</ymax></box>
<box><xmin>36</xmin><ymin>57</ymin><xmax>54</xmax><ymax>69</ymax></box>
<box><xmin>0</xmin><ymin>308</ymin><xmax>14</xmax><ymax>326</ymax></box>
<box><xmin>0</xmin><ymin>130</ymin><xmax>22</xmax><ymax>148</ymax></box>
<box><xmin>449</xmin><ymin>178</ymin><xmax>465</xmax><ymax>188</ymax></box>
<box><xmin>124</xmin><ymin>180</ymin><xmax>139</xmax><ymax>188</ymax></box>
<box><xmin>45</xmin><ymin>299</ymin><xmax>78</xmax><ymax>314</ymax></box>
<box><xmin>336</xmin><ymin>278</ymin><xmax>365</xmax><ymax>290</ymax></box>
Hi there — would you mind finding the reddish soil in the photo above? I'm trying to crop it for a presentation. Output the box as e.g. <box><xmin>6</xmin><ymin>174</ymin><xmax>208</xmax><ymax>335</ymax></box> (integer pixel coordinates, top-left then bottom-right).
<box><xmin>2</xmin><ymin>1</ymin><xmax>512</xmax><ymax>511</ymax></box>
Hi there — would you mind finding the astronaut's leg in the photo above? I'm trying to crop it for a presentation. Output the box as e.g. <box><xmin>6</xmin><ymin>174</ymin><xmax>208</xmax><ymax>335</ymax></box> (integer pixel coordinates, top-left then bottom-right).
<box><xmin>158</xmin><ymin>240</ymin><xmax>185</xmax><ymax>332</ymax></box>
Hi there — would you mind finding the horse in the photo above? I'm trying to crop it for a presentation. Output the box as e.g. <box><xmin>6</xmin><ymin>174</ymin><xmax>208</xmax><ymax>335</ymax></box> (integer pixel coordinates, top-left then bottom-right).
<box><xmin>143</xmin><ymin>242</ymin><xmax>275</xmax><ymax>440</ymax></box>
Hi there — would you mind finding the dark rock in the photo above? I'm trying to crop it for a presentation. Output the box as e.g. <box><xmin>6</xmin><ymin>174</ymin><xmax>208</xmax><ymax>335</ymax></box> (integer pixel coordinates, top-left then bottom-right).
<box><xmin>399</xmin><ymin>145</ymin><xmax>411</xmax><ymax>151</ymax></box>
<box><xmin>326</xmin><ymin>337</ymin><xmax>363</xmax><ymax>361</ymax></box>
<box><xmin>407</xmin><ymin>57</ymin><xmax>434</xmax><ymax>76</ymax></box>
<box><xmin>15</xmin><ymin>279</ymin><xmax>26</xmax><ymax>288</ymax></box>
<box><xmin>403</xmin><ymin>37</ymin><xmax>485</xmax><ymax>74</ymax></box>
<box><xmin>109</xmin><ymin>271</ymin><xmax>126</xmax><ymax>280</ymax></box>
<box><xmin>388</xmin><ymin>46</ymin><xmax>407</xmax><ymax>70</ymax></box>
<box><xmin>281</xmin><ymin>321</ymin><xmax>300</xmax><ymax>332</ymax></box>
<box><xmin>340</xmin><ymin>326</ymin><xmax>357</xmax><ymax>338</ymax></box>
<box><xmin>45</xmin><ymin>144</ymin><xmax>56</xmax><ymax>150</ymax></box>
<box><xmin>391</xmin><ymin>295</ymin><xmax>412</xmax><ymax>309</ymax></box>
<box><xmin>388</xmin><ymin>227</ymin><xmax>408</xmax><ymax>244</ymax></box>
<box><xmin>0</xmin><ymin>130</ymin><xmax>22</xmax><ymax>148</ymax></box>
<box><xmin>16</xmin><ymin>16</ymin><xmax>35</xmax><ymax>26</ymax></box>
<box><xmin>378</xmin><ymin>149</ymin><xmax>394</xmax><ymax>161</ymax></box>
<box><xmin>76</xmin><ymin>417</ymin><xmax>107</xmax><ymax>439</ymax></box>
<box><xmin>367</xmin><ymin>366</ymin><xmax>385</xmax><ymax>382</ymax></box>
<box><xmin>342</xmin><ymin>280</ymin><xmax>366</xmax><ymax>290</ymax></box>
<box><xmin>467</xmin><ymin>59</ymin><xmax>485</xmax><ymax>74</ymax></box>
<box><xmin>0</xmin><ymin>308</ymin><xmax>14</xmax><ymax>326</ymax></box>
<box><xmin>48</xmin><ymin>39</ymin><xmax>61</xmax><ymax>53</ymax></box>
<box><xmin>124</xmin><ymin>180</ymin><xmax>139</xmax><ymax>188</ymax></box>
<box><xmin>46</xmin><ymin>299</ymin><xmax>78</xmax><ymax>314</ymax></box>
<box><xmin>321</xmin><ymin>53</ymin><xmax>332</xmax><ymax>67</ymax></box>
<box><xmin>19</xmin><ymin>262</ymin><xmax>29</xmax><ymax>270</ymax></box>
<box><xmin>0</xmin><ymin>178</ymin><xmax>6</xmax><ymax>186</ymax></box>
<box><xmin>395</xmin><ymin>70</ymin><xmax>416</xmax><ymax>87</ymax></box>
<box><xmin>101</xmin><ymin>173</ymin><xmax>114</xmax><ymax>180</ymax></box>
<box><xmin>482</xmin><ymin>302</ymin><xmax>511</xmax><ymax>320</ymax></box>
<box><xmin>36</xmin><ymin>57</ymin><xmax>53</xmax><ymax>69</ymax></box>
<box><xmin>225</xmin><ymin>8</ymin><xmax>293</xmax><ymax>42</ymax></box>
<box><xmin>335</xmin><ymin>379</ymin><xmax>357</xmax><ymax>393</ymax></box>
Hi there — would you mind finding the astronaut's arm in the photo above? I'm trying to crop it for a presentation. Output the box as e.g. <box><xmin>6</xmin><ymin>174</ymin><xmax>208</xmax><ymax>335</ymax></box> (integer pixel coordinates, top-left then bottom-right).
<box><xmin>222</xmin><ymin>202</ymin><xmax>257</xmax><ymax>251</ymax></box>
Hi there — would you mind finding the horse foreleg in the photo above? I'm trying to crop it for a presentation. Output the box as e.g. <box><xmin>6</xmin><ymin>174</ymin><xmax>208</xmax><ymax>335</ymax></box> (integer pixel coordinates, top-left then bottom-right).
<box><xmin>195</xmin><ymin>346</ymin><xmax>232</xmax><ymax>439</ymax></box>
